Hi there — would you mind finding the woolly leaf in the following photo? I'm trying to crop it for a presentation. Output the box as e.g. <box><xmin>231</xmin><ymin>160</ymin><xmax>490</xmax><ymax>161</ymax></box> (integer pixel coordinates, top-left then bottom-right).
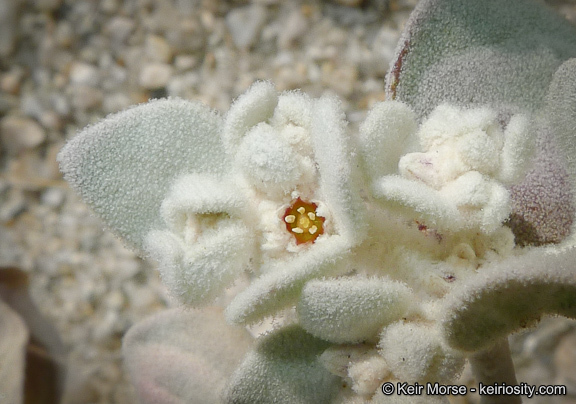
<box><xmin>372</xmin><ymin>175</ymin><xmax>462</xmax><ymax>231</ymax></box>
<box><xmin>123</xmin><ymin>307</ymin><xmax>253</xmax><ymax>404</ymax></box>
<box><xmin>223</xmin><ymin>325</ymin><xmax>339</xmax><ymax>404</ymax></box>
<box><xmin>387</xmin><ymin>0</ymin><xmax>576</xmax><ymax>117</ymax></box>
<box><xmin>379</xmin><ymin>322</ymin><xmax>464</xmax><ymax>384</ymax></box>
<box><xmin>544</xmin><ymin>58</ymin><xmax>576</xmax><ymax>193</ymax></box>
<box><xmin>225</xmin><ymin>235</ymin><xmax>352</xmax><ymax>325</ymax></box>
<box><xmin>358</xmin><ymin>101</ymin><xmax>418</xmax><ymax>181</ymax></box>
<box><xmin>505</xmin><ymin>59</ymin><xmax>576</xmax><ymax>246</ymax></box>
<box><xmin>144</xmin><ymin>174</ymin><xmax>253</xmax><ymax>305</ymax></box>
<box><xmin>145</xmin><ymin>221</ymin><xmax>252</xmax><ymax>306</ymax></box>
<box><xmin>223</xmin><ymin>81</ymin><xmax>278</xmax><ymax>154</ymax></box>
<box><xmin>297</xmin><ymin>277</ymin><xmax>413</xmax><ymax>344</ymax></box>
<box><xmin>58</xmin><ymin>98</ymin><xmax>227</xmax><ymax>251</ymax></box>
<box><xmin>441</xmin><ymin>247</ymin><xmax>576</xmax><ymax>352</ymax></box>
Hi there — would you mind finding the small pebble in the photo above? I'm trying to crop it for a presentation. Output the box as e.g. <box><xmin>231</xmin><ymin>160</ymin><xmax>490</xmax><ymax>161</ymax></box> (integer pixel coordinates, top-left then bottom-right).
<box><xmin>139</xmin><ymin>63</ymin><xmax>173</xmax><ymax>90</ymax></box>
<box><xmin>226</xmin><ymin>5</ymin><xmax>267</xmax><ymax>49</ymax></box>
<box><xmin>145</xmin><ymin>35</ymin><xmax>172</xmax><ymax>63</ymax></box>
<box><xmin>70</xmin><ymin>62</ymin><xmax>101</xmax><ymax>87</ymax></box>
<box><xmin>0</xmin><ymin>115</ymin><xmax>46</xmax><ymax>154</ymax></box>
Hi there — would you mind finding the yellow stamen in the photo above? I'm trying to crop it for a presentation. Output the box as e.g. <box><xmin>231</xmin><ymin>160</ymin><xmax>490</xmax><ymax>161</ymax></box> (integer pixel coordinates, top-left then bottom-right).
<box><xmin>282</xmin><ymin>197</ymin><xmax>326</xmax><ymax>245</ymax></box>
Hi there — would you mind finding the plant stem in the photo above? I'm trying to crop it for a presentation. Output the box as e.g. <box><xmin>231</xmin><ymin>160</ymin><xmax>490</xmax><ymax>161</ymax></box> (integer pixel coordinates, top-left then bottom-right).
<box><xmin>469</xmin><ymin>338</ymin><xmax>521</xmax><ymax>404</ymax></box>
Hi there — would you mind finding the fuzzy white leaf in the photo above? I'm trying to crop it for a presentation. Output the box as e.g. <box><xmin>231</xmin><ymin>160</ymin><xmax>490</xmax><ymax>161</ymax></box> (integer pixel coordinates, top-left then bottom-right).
<box><xmin>123</xmin><ymin>307</ymin><xmax>253</xmax><ymax>404</ymax></box>
<box><xmin>225</xmin><ymin>235</ymin><xmax>352</xmax><ymax>324</ymax></box>
<box><xmin>146</xmin><ymin>174</ymin><xmax>253</xmax><ymax>305</ymax></box>
<box><xmin>439</xmin><ymin>172</ymin><xmax>510</xmax><ymax>234</ymax></box>
<box><xmin>441</xmin><ymin>247</ymin><xmax>576</xmax><ymax>352</ymax></box>
<box><xmin>58</xmin><ymin>98</ymin><xmax>227</xmax><ymax>251</ymax></box>
<box><xmin>159</xmin><ymin>174</ymin><xmax>247</xmax><ymax>235</ymax></box>
<box><xmin>387</xmin><ymin>0</ymin><xmax>576</xmax><ymax>117</ymax></box>
<box><xmin>545</xmin><ymin>58</ymin><xmax>576</xmax><ymax>193</ymax></box>
<box><xmin>222</xmin><ymin>81</ymin><xmax>278</xmax><ymax>154</ymax></box>
<box><xmin>497</xmin><ymin>114</ymin><xmax>534</xmax><ymax>185</ymax></box>
<box><xmin>373</xmin><ymin>175</ymin><xmax>462</xmax><ymax>231</ymax></box>
<box><xmin>298</xmin><ymin>277</ymin><xmax>413</xmax><ymax>344</ymax></box>
<box><xmin>236</xmin><ymin>123</ymin><xmax>304</xmax><ymax>196</ymax></box>
<box><xmin>145</xmin><ymin>220</ymin><xmax>252</xmax><ymax>306</ymax></box>
<box><xmin>358</xmin><ymin>101</ymin><xmax>418</xmax><ymax>180</ymax></box>
<box><xmin>223</xmin><ymin>325</ymin><xmax>339</xmax><ymax>404</ymax></box>
<box><xmin>379</xmin><ymin>322</ymin><xmax>464</xmax><ymax>384</ymax></box>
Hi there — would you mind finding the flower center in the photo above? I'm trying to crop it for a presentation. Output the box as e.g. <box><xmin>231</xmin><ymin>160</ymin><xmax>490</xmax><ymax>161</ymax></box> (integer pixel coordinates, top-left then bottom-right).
<box><xmin>283</xmin><ymin>197</ymin><xmax>325</xmax><ymax>245</ymax></box>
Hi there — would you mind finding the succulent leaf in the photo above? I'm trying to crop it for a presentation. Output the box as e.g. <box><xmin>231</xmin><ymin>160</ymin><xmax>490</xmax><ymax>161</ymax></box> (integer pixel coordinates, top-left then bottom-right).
<box><xmin>358</xmin><ymin>101</ymin><xmax>419</xmax><ymax>181</ymax></box>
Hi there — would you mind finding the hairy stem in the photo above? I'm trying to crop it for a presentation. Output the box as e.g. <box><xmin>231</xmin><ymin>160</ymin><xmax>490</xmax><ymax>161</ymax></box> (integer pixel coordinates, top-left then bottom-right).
<box><xmin>469</xmin><ymin>338</ymin><xmax>521</xmax><ymax>404</ymax></box>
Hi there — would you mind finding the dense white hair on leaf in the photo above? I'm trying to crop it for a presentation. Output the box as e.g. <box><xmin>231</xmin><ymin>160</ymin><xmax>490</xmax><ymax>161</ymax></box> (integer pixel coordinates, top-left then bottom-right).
<box><xmin>122</xmin><ymin>307</ymin><xmax>253</xmax><ymax>404</ymax></box>
<box><xmin>145</xmin><ymin>220</ymin><xmax>252</xmax><ymax>306</ymax></box>
<box><xmin>417</xmin><ymin>105</ymin><xmax>499</xmax><ymax>152</ymax></box>
<box><xmin>497</xmin><ymin>114</ymin><xmax>534</xmax><ymax>185</ymax></box>
<box><xmin>438</xmin><ymin>172</ymin><xmax>510</xmax><ymax>234</ymax></box>
<box><xmin>546</xmin><ymin>59</ymin><xmax>576</xmax><ymax>190</ymax></box>
<box><xmin>223</xmin><ymin>325</ymin><xmax>339</xmax><ymax>404</ymax></box>
<box><xmin>144</xmin><ymin>174</ymin><xmax>253</xmax><ymax>305</ymax></box>
<box><xmin>236</xmin><ymin>123</ymin><xmax>303</xmax><ymax>196</ymax></box>
<box><xmin>320</xmin><ymin>345</ymin><xmax>390</xmax><ymax>397</ymax></box>
<box><xmin>222</xmin><ymin>81</ymin><xmax>278</xmax><ymax>154</ymax></box>
<box><xmin>297</xmin><ymin>277</ymin><xmax>413</xmax><ymax>344</ymax></box>
<box><xmin>225</xmin><ymin>235</ymin><xmax>352</xmax><ymax>325</ymax></box>
<box><xmin>441</xmin><ymin>247</ymin><xmax>576</xmax><ymax>352</ymax></box>
<box><xmin>387</xmin><ymin>0</ymin><xmax>576</xmax><ymax>117</ymax></box>
<box><xmin>379</xmin><ymin>322</ymin><xmax>464</xmax><ymax>384</ymax></box>
<box><xmin>358</xmin><ymin>101</ymin><xmax>419</xmax><ymax>180</ymax></box>
<box><xmin>310</xmin><ymin>95</ymin><xmax>367</xmax><ymax>241</ymax></box>
<box><xmin>373</xmin><ymin>175</ymin><xmax>463</xmax><ymax>232</ymax></box>
<box><xmin>159</xmin><ymin>174</ymin><xmax>247</xmax><ymax>234</ymax></box>
<box><xmin>57</xmin><ymin>98</ymin><xmax>226</xmax><ymax>251</ymax></box>
<box><xmin>269</xmin><ymin>90</ymin><xmax>313</xmax><ymax>129</ymax></box>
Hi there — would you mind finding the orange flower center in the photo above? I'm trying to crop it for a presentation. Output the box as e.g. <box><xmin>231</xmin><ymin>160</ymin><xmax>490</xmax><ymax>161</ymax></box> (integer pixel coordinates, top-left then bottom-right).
<box><xmin>283</xmin><ymin>197</ymin><xmax>325</xmax><ymax>245</ymax></box>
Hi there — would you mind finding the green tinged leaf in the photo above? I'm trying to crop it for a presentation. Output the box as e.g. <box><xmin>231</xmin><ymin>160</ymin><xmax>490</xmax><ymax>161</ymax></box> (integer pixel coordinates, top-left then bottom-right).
<box><xmin>123</xmin><ymin>307</ymin><xmax>252</xmax><ymax>404</ymax></box>
<box><xmin>224</xmin><ymin>325</ymin><xmax>339</xmax><ymax>404</ymax></box>
<box><xmin>58</xmin><ymin>98</ymin><xmax>227</xmax><ymax>251</ymax></box>
<box><xmin>387</xmin><ymin>0</ymin><xmax>576</xmax><ymax>117</ymax></box>
<box><xmin>441</xmin><ymin>247</ymin><xmax>576</xmax><ymax>352</ymax></box>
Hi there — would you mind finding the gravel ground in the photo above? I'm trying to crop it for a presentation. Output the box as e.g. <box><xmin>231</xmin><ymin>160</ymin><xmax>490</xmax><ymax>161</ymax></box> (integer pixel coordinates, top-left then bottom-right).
<box><xmin>1</xmin><ymin>0</ymin><xmax>576</xmax><ymax>403</ymax></box>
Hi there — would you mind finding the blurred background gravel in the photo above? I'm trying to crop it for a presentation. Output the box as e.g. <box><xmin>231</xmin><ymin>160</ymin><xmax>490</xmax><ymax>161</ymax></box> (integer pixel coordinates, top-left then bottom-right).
<box><xmin>1</xmin><ymin>0</ymin><xmax>575</xmax><ymax>403</ymax></box>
